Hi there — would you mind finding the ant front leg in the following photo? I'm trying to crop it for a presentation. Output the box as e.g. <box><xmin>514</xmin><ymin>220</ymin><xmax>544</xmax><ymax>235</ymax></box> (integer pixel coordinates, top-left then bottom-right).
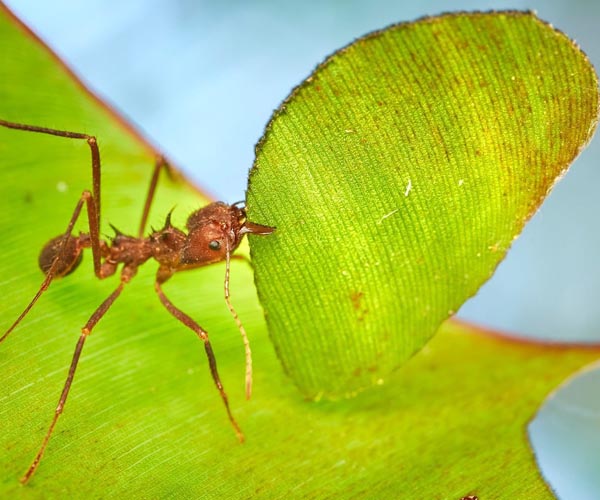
<box><xmin>230</xmin><ymin>254</ymin><xmax>252</xmax><ymax>266</ymax></box>
<box><xmin>0</xmin><ymin>120</ymin><xmax>105</xmax><ymax>343</ymax></box>
<box><xmin>154</xmin><ymin>279</ymin><xmax>245</xmax><ymax>443</ymax></box>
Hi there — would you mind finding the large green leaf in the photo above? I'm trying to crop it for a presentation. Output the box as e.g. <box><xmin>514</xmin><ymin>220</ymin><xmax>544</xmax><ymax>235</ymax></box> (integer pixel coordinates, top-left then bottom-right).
<box><xmin>1</xmin><ymin>5</ymin><xmax>599</xmax><ymax>497</ymax></box>
<box><xmin>247</xmin><ymin>11</ymin><xmax>599</xmax><ymax>398</ymax></box>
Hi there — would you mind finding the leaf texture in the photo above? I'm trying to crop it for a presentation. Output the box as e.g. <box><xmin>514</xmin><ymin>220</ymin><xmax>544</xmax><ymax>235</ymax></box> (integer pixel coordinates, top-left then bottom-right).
<box><xmin>247</xmin><ymin>11</ymin><xmax>599</xmax><ymax>397</ymax></box>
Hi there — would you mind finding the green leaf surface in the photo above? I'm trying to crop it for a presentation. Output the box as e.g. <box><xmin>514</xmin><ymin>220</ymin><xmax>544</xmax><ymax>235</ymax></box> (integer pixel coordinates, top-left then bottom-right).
<box><xmin>247</xmin><ymin>11</ymin><xmax>599</xmax><ymax>398</ymax></box>
<box><xmin>1</xmin><ymin>6</ymin><xmax>599</xmax><ymax>498</ymax></box>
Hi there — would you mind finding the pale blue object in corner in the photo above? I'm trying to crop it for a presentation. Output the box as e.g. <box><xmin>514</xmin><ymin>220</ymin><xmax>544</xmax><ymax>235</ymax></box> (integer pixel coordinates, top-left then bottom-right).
<box><xmin>529</xmin><ymin>364</ymin><xmax>600</xmax><ymax>500</ymax></box>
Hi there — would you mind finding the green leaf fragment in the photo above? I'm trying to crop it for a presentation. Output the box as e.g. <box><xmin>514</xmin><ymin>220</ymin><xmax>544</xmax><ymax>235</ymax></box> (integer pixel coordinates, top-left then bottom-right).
<box><xmin>247</xmin><ymin>11</ymin><xmax>600</xmax><ymax>398</ymax></box>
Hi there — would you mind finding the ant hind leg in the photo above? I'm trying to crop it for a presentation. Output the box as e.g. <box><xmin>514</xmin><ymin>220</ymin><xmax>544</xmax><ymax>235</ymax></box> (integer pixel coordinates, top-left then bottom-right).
<box><xmin>0</xmin><ymin>120</ymin><xmax>105</xmax><ymax>343</ymax></box>
<box><xmin>1</xmin><ymin>190</ymin><xmax>103</xmax><ymax>343</ymax></box>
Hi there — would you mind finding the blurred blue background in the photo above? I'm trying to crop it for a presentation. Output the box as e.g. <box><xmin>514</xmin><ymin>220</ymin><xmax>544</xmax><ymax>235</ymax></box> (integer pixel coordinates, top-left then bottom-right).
<box><xmin>3</xmin><ymin>1</ymin><xmax>599</xmax><ymax>498</ymax></box>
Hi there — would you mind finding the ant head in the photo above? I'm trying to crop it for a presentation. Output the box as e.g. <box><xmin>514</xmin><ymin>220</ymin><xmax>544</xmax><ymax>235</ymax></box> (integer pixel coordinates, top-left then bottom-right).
<box><xmin>182</xmin><ymin>202</ymin><xmax>274</xmax><ymax>265</ymax></box>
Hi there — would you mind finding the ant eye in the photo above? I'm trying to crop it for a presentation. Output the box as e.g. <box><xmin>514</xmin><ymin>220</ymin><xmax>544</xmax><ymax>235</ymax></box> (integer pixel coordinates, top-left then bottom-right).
<box><xmin>208</xmin><ymin>240</ymin><xmax>221</xmax><ymax>251</ymax></box>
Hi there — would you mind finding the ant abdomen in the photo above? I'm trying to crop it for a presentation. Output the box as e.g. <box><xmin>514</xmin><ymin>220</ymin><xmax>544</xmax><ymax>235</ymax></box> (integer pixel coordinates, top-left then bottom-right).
<box><xmin>38</xmin><ymin>235</ymin><xmax>84</xmax><ymax>277</ymax></box>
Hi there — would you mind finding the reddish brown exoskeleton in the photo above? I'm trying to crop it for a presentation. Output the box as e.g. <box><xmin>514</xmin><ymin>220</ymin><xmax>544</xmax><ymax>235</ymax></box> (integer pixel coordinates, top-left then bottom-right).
<box><xmin>0</xmin><ymin>119</ymin><xmax>274</xmax><ymax>484</ymax></box>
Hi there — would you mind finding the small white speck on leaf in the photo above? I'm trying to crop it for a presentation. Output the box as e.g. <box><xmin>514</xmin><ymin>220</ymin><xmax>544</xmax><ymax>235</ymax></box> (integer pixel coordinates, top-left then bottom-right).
<box><xmin>458</xmin><ymin>179</ymin><xmax>464</xmax><ymax>186</ymax></box>
<box><xmin>404</xmin><ymin>179</ymin><xmax>412</xmax><ymax>196</ymax></box>
<box><xmin>56</xmin><ymin>181</ymin><xmax>68</xmax><ymax>193</ymax></box>
<box><xmin>377</xmin><ymin>208</ymin><xmax>399</xmax><ymax>224</ymax></box>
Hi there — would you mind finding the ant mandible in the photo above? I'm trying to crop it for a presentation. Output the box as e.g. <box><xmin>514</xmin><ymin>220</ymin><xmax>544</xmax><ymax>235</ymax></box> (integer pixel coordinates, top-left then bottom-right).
<box><xmin>0</xmin><ymin>118</ymin><xmax>274</xmax><ymax>484</ymax></box>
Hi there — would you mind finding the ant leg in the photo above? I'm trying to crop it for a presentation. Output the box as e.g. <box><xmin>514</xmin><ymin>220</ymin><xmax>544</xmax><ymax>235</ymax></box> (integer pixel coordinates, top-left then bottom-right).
<box><xmin>230</xmin><ymin>254</ymin><xmax>252</xmax><ymax>266</ymax></box>
<box><xmin>138</xmin><ymin>155</ymin><xmax>171</xmax><ymax>238</ymax></box>
<box><xmin>0</xmin><ymin>119</ymin><xmax>101</xmax><ymax>230</ymax></box>
<box><xmin>20</xmin><ymin>280</ymin><xmax>127</xmax><ymax>484</ymax></box>
<box><xmin>0</xmin><ymin>121</ymin><xmax>106</xmax><ymax>342</ymax></box>
<box><xmin>154</xmin><ymin>280</ymin><xmax>245</xmax><ymax>443</ymax></box>
<box><xmin>224</xmin><ymin>245</ymin><xmax>253</xmax><ymax>400</ymax></box>
<box><xmin>1</xmin><ymin>190</ymin><xmax>102</xmax><ymax>344</ymax></box>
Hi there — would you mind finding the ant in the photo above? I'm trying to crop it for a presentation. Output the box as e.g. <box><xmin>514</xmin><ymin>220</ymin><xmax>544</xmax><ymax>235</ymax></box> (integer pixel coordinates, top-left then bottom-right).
<box><xmin>0</xmin><ymin>118</ymin><xmax>274</xmax><ymax>484</ymax></box>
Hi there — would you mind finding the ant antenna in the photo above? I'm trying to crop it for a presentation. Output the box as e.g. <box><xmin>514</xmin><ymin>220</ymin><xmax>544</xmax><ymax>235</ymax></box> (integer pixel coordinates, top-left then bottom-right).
<box><xmin>224</xmin><ymin>237</ymin><xmax>252</xmax><ymax>400</ymax></box>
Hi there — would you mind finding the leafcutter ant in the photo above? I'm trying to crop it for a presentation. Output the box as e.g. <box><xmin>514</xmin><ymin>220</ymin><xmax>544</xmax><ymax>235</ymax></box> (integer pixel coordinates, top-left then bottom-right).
<box><xmin>0</xmin><ymin>119</ymin><xmax>274</xmax><ymax>483</ymax></box>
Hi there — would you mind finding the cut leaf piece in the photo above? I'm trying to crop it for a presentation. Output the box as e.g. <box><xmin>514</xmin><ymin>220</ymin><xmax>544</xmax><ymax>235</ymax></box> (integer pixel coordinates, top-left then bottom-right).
<box><xmin>247</xmin><ymin>11</ymin><xmax>599</xmax><ymax>398</ymax></box>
